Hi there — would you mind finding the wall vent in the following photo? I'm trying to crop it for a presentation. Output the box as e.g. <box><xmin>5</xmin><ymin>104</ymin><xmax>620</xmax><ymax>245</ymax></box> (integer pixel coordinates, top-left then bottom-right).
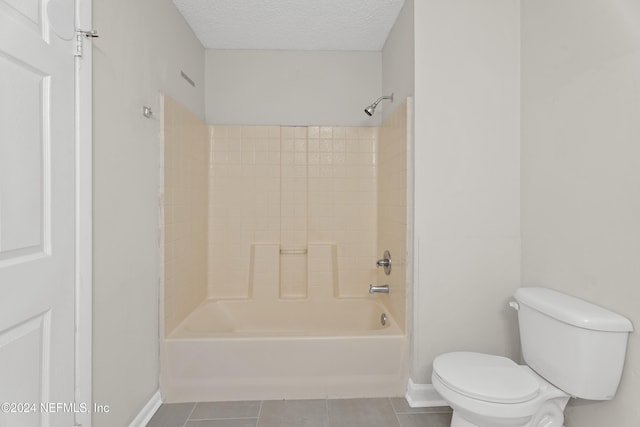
<box><xmin>180</xmin><ymin>70</ymin><xmax>195</xmax><ymax>87</ymax></box>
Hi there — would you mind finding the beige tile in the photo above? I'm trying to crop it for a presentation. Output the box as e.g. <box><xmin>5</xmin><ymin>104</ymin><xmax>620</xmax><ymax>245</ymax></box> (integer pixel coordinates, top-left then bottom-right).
<box><xmin>205</xmin><ymin>124</ymin><xmax>386</xmax><ymax>304</ymax></box>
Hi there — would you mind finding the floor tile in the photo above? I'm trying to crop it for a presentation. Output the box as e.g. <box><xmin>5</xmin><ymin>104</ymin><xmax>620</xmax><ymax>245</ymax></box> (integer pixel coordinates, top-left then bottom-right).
<box><xmin>396</xmin><ymin>412</ymin><xmax>452</xmax><ymax>427</ymax></box>
<box><xmin>146</xmin><ymin>402</ymin><xmax>195</xmax><ymax>427</ymax></box>
<box><xmin>257</xmin><ymin>399</ymin><xmax>327</xmax><ymax>427</ymax></box>
<box><xmin>148</xmin><ymin>397</ymin><xmax>453</xmax><ymax>427</ymax></box>
<box><xmin>327</xmin><ymin>398</ymin><xmax>400</xmax><ymax>427</ymax></box>
<box><xmin>190</xmin><ymin>401</ymin><xmax>261</xmax><ymax>420</ymax></box>
<box><xmin>186</xmin><ymin>420</ymin><xmax>257</xmax><ymax>427</ymax></box>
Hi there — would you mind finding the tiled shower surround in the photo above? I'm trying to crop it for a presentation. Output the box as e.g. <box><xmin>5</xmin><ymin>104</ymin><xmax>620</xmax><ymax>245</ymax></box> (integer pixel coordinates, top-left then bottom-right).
<box><xmin>162</xmin><ymin>95</ymin><xmax>410</xmax><ymax>335</ymax></box>
<box><xmin>209</xmin><ymin>124</ymin><xmax>378</xmax><ymax>300</ymax></box>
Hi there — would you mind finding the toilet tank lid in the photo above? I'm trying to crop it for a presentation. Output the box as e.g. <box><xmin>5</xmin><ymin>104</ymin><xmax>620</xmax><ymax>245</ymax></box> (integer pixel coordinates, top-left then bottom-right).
<box><xmin>514</xmin><ymin>287</ymin><xmax>633</xmax><ymax>332</ymax></box>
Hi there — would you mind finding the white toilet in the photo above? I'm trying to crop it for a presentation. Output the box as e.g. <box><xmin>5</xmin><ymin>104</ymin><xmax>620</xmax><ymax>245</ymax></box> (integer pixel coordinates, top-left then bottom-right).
<box><xmin>432</xmin><ymin>287</ymin><xmax>633</xmax><ymax>427</ymax></box>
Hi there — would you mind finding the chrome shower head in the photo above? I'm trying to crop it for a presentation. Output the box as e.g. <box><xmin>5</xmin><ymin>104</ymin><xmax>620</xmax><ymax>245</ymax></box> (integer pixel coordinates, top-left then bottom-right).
<box><xmin>364</xmin><ymin>93</ymin><xmax>394</xmax><ymax>116</ymax></box>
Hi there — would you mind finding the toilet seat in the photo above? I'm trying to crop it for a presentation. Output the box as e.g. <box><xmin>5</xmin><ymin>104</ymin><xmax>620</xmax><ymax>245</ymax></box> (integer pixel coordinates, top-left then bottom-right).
<box><xmin>432</xmin><ymin>354</ymin><xmax>569</xmax><ymax>423</ymax></box>
<box><xmin>433</xmin><ymin>352</ymin><xmax>540</xmax><ymax>404</ymax></box>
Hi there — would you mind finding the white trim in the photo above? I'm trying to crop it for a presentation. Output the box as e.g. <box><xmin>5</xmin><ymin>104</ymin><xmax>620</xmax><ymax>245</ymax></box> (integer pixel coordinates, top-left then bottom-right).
<box><xmin>74</xmin><ymin>1</ymin><xmax>92</xmax><ymax>427</ymax></box>
<box><xmin>128</xmin><ymin>391</ymin><xmax>162</xmax><ymax>427</ymax></box>
<box><xmin>405</xmin><ymin>378</ymin><xmax>448</xmax><ymax>407</ymax></box>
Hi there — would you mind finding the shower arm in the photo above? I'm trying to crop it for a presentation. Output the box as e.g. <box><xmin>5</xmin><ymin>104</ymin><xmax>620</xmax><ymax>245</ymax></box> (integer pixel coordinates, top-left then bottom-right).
<box><xmin>370</xmin><ymin>94</ymin><xmax>393</xmax><ymax>108</ymax></box>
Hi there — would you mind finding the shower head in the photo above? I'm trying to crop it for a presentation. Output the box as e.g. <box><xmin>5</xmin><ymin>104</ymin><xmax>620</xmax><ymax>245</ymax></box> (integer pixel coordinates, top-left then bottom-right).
<box><xmin>364</xmin><ymin>93</ymin><xmax>394</xmax><ymax>116</ymax></box>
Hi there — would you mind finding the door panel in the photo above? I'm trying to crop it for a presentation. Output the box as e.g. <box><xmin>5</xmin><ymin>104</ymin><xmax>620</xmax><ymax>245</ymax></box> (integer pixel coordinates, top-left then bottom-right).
<box><xmin>0</xmin><ymin>0</ymin><xmax>76</xmax><ymax>425</ymax></box>
<box><xmin>0</xmin><ymin>312</ymin><xmax>51</xmax><ymax>427</ymax></box>
<box><xmin>0</xmin><ymin>54</ymin><xmax>48</xmax><ymax>259</ymax></box>
<box><xmin>0</xmin><ymin>0</ymin><xmax>45</xmax><ymax>39</ymax></box>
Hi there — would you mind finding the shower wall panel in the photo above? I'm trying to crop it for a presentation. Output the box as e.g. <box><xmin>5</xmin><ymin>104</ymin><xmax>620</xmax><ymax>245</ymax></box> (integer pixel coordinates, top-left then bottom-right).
<box><xmin>280</xmin><ymin>127</ymin><xmax>309</xmax><ymax>298</ymax></box>
<box><xmin>377</xmin><ymin>100</ymin><xmax>410</xmax><ymax>332</ymax></box>
<box><xmin>208</xmin><ymin>126</ymin><xmax>281</xmax><ymax>298</ymax></box>
<box><xmin>208</xmin><ymin>125</ymin><xmax>378</xmax><ymax>300</ymax></box>
<box><xmin>162</xmin><ymin>96</ymin><xmax>209</xmax><ymax>334</ymax></box>
<box><xmin>306</xmin><ymin>126</ymin><xmax>378</xmax><ymax>297</ymax></box>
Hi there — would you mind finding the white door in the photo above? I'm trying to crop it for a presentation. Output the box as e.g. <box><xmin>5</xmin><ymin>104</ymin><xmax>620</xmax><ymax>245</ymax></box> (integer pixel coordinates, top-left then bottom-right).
<box><xmin>0</xmin><ymin>0</ymin><xmax>77</xmax><ymax>426</ymax></box>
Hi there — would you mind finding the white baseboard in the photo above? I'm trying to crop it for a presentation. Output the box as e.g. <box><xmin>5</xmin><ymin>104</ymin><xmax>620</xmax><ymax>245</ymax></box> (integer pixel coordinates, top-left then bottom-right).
<box><xmin>405</xmin><ymin>379</ymin><xmax>448</xmax><ymax>407</ymax></box>
<box><xmin>128</xmin><ymin>390</ymin><xmax>162</xmax><ymax>427</ymax></box>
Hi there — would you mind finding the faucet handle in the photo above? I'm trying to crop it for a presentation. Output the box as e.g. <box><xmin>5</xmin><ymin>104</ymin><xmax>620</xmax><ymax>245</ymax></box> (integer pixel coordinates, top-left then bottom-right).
<box><xmin>376</xmin><ymin>250</ymin><xmax>392</xmax><ymax>275</ymax></box>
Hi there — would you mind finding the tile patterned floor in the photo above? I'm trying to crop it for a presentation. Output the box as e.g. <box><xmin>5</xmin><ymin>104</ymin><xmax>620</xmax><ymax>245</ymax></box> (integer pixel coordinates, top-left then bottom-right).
<box><xmin>146</xmin><ymin>398</ymin><xmax>452</xmax><ymax>427</ymax></box>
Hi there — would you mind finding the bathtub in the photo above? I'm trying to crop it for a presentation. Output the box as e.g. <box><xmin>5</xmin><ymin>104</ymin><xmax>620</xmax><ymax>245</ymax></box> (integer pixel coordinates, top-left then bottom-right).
<box><xmin>160</xmin><ymin>298</ymin><xmax>408</xmax><ymax>402</ymax></box>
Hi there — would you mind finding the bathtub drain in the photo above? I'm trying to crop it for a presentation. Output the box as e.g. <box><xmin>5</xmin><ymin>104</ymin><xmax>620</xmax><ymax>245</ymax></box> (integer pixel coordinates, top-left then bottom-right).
<box><xmin>380</xmin><ymin>313</ymin><xmax>387</xmax><ymax>326</ymax></box>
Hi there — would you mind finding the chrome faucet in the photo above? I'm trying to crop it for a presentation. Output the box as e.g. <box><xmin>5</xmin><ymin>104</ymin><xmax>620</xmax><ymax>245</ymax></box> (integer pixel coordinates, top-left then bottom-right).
<box><xmin>376</xmin><ymin>258</ymin><xmax>390</xmax><ymax>268</ymax></box>
<box><xmin>376</xmin><ymin>250</ymin><xmax>392</xmax><ymax>275</ymax></box>
<box><xmin>369</xmin><ymin>284</ymin><xmax>389</xmax><ymax>294</ymax></box>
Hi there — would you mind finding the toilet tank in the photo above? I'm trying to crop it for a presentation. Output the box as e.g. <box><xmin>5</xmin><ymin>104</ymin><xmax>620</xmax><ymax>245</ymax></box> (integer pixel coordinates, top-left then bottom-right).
<box><xmin>513</xmin><ymin>287</ymin><xmax>633</xmax><ymax>400</ymax></box>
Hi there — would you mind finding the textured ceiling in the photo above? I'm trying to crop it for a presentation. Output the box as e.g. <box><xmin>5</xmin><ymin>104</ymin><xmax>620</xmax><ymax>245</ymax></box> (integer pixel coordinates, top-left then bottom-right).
<box><xmin>172</xmin><ymin>0</ymin><xmax>405</xmax><ymax>51</ymax></box>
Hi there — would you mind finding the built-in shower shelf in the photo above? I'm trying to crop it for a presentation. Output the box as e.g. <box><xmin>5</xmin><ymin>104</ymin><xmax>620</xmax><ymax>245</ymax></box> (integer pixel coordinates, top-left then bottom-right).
<box><xmin>279</xmin><ymin>248</ymin><xmax>307</xmax><ymax>255</ymax></box>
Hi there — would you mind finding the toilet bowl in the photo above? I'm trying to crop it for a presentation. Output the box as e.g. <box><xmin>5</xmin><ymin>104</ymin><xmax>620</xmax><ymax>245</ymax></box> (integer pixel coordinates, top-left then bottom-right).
<box><xmin>432</xmin><ymin>352</ymin><xmax>569</xmax><ymax>427</ymax></box>
<box><xmin>430</xmin><ymin>287</ymin><xmax>633</xmax><ymax>427</ymax></box>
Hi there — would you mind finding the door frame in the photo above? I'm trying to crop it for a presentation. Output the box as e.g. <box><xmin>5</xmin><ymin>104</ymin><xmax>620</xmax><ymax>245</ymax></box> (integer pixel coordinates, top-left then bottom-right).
<box><xmin>75</xmin><ymin>0</ymin><xmax>92</xmax><ymax>425</ymax></box>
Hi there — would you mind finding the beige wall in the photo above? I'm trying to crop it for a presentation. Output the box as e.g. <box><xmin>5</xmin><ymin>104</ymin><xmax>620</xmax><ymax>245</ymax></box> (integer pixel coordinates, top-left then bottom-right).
<box><xmin>521</xmin><ymin>1</ymin><xmax>640</xmax><ymax>425</ymax></box>
<box><xmin>162</xmin><ymin>96</ymin><xmax>209</xmax><ymax>335</ymax></box>
<box><xmin>93</xmin><ymin>0</ymin><xmax>204</xmax><ymax>424</ymax></box>
<box><xmin>205</xmin><ymin>50</ymin><xmax>383</xmax><ymax>126</ymax></box>
<box><xmin>208</xmin><ymin>125</ymin><xmax>378</xmax><ymax>300</ymax></box>
<box><xmin>412</xmin><ymin>0</ymin><xmax>522</xmax><ymax>382</ymax></box>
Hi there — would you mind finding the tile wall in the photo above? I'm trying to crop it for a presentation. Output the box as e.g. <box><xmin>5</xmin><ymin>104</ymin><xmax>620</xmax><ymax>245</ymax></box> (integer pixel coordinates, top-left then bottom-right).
<box><xmin>208</xmin><ymin>125</ymin><xmax>378</xmax><ymax>299</ymax></box>
<box><xmin>208</xmin><ymin>125</ymin><xmax>281</xmax><ymax>298</ymax></box>
<box><xmin>163</xmin><ymin>97</ymin><xmax>410</xmax><ymax>332</ymax></box>
<box><xmin>307</xmin><ymin>126</ymin><xmax>379</xmax><ymax>297</ymax></box>
<box><xmin>162</xmin><ymin>96</ymin><xmax>209</xmax><ymax>334</ymax></box>
<box><xmin>280</xmin><ymin>127</ymin><xmax>309</xmax><ymax>298</ymax></box>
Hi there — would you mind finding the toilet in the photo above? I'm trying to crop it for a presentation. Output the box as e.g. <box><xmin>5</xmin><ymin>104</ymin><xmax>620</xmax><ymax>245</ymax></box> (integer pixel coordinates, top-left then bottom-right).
<box><xmin>432</xmin><ymin>287</ymin><xmax>633</xmax><ymax>427</ymax></box>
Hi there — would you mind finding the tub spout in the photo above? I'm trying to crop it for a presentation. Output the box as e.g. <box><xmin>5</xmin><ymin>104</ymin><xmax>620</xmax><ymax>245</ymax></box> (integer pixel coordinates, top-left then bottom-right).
<box><xmin>369</xmin><ymin>284</ymin><xmax>389</xmax><ymax>294</ymax></box>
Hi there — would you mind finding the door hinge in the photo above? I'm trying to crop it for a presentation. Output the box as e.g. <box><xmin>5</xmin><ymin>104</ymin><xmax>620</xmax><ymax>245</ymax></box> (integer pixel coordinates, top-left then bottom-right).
<box><xmin>75</xmin><ymin>29</ymin><xmax>98</xmax><ymax>57</ymax></box>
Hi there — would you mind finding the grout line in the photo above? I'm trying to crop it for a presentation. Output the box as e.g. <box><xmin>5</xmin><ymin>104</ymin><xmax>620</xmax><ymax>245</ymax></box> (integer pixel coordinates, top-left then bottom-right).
<box><xmin>389</xmin><ymin>397</ymin><xmax>403</xmax><ymax>427</ymax></box>
<box><xmin>173</xmin><ymin>398</ymin><xmax>449</xmax><ymax>426</ymax></box>
<box><xmin>255</xmin><ymin>400</ymin><xmax>263</xmax><ymax>427</ymax></box>
<box><xmin>189</xmin><ymin>416</ymin><xmax>260</xmax><ymax>421</ymax></box>
<box><xmin>181</xmin><ymin>402</ymin><xmax>197</xmax><ymax>427</ymax></box>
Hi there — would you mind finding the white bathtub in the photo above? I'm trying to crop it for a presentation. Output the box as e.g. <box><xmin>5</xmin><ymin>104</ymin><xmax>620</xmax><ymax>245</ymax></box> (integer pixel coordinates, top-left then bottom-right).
<box><xmin>161</xmin><ymin>298</ymin><xmax>408</xmax><ymax>402</ymax></box>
